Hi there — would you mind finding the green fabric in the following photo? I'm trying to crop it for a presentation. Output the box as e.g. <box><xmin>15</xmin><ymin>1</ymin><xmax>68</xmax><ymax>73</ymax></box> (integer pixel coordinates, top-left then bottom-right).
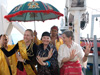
<box><xmin>6</xmin><ymin>1</ymin><xmax>63</xmax><ymax>22</ymax></box>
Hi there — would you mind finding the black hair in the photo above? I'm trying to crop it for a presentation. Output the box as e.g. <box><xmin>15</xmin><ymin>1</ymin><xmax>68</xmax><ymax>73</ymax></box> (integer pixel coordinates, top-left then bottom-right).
<box><xmin>42</xmin><ymin>32</ymin><xmax>50</xmax><ymax>37</ymax></box>
<box><xmin>0</xmin><ymin>34</ymin><xmax>2</xmax><ymax>39</ymax></box>
<box><xmin>0</xmin><ymin>34</ymin><xmax>7</xmax><ymax>39</ymax></box>
<box><xmin>51</xmin><ymin>26</ymin><xmax>59</xmax><ymax>42</ymax></box>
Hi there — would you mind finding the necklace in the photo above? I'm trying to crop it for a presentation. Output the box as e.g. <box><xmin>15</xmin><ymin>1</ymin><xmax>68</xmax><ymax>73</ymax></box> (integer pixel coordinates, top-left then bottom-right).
<box><xmin>26</xmin><ymin>41</ymin><xmax>34</xmax><ymax>57</ymax></box>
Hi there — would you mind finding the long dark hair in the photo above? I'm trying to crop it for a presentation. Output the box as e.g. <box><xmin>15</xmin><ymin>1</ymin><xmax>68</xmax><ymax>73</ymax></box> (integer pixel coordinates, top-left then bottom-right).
<box><xmin>51</xmin><ymin>26</ymin><xmax>59</xmax><ymax>42</ymax></box>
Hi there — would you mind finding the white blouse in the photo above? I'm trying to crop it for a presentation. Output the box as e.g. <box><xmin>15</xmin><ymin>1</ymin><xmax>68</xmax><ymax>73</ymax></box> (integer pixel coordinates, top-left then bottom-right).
<box><xmin>58</xmin><ymin>42</ymin><xmax>87</xmax><ymax>68</ymax></box>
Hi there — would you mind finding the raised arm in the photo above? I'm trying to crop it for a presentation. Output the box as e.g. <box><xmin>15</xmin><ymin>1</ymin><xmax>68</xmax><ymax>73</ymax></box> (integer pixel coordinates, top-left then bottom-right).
<box><xmin>1</xmin><ymin>43</ymin><xmax>19</xmax><ymax>57</ymax></box>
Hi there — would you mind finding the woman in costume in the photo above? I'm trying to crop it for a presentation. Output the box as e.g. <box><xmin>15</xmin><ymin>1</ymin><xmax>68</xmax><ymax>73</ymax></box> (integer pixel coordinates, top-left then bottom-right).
<box><xmin>0</xmin><ymin>29</ymin><xmax>38</xmax><ymax>75</ymax></box>
<box><xmin>36</xmin><ymin>32</ymin><xmax>59</xmax><ymax>75</ymax></box>
<box><xmin>58</xmin><ymin>30</ymin><xmax>91</xmax><ymax>75</ymax></box>
<box><xmin>34</xmin><ymin>25</ymin><xmax>63</xmax><ymax>51</ymax></box>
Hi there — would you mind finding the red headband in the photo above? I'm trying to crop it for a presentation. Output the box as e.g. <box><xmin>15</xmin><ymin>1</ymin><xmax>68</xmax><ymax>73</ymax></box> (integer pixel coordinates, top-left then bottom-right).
<box><xmin>51</xmin><ymin>26</ymin><xmax>58</xmax><ymax>31</ymax></box>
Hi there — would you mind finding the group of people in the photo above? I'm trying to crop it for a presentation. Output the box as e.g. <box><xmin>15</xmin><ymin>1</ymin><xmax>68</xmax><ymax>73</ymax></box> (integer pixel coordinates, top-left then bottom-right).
<box><xmin>0</xmin><ymin>25</ymin><xmax>91</xmax><ymax>75</ymax></box>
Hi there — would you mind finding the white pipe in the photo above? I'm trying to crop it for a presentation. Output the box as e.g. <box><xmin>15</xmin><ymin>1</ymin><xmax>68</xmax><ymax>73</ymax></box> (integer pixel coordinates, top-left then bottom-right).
<box><xmin>12</xmin><ymin>22</ymin><xmax>26</xmax><ymax>35</ymax></box>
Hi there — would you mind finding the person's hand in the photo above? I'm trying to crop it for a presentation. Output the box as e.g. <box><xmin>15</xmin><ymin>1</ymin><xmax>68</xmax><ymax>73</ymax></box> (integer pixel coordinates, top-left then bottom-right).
<box><xmin>62</xmin><ymin>57</ymin><xmax>68</xmax><ymax>63</ymax></box>
<box><xmin>33</xmin><ymin>30</ymin><xmax>37</xmax><ymax>37</ymax></box>
<box><xmin>36</xmin><ymin>56</ymin><xmax>46</xmax><ymax>66</ymax></box>
<box><xmin>62</xmin><ymin>50</ymin><xmax>76</xmax><ymax>63</ymax></box>
<box><xmin>69</xmin><ymin>49</ymin><xmax>77</xmax><ymax>60</ymax></box>
<box><xmin>37</xmin><ymin>55</ymin><xmax>42</xmax><ymax>61</ymax></box>
<box><xmin>48</xmin><ymin>48</ymin><xmax>53</xmax><ymax>59</ymax></box>
<box><xmin>33</xmin><ymin>30</ymin><xmax>38</xmax><ymax>43</ymax></box>
<box><xmin>84</xmin><ymin>43</ymin><xmax>91</xmax><ymax>57</ymax></box>
<box><xmin>16</xmin><ymin>52</ymin><xmax>24</xmax><ymax>62</ymax></box>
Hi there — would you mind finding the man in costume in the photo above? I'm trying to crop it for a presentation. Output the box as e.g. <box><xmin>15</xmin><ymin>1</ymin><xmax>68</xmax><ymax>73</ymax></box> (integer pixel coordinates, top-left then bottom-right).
<box><xmin>0</xmin><ymin>34</ymin><xmax>17</xmax><ymax>75</ymax></box>
<box><xmin>50</xmin><ymin>26</ymin><xmax>63</xmax><ymax>51</ymax></box>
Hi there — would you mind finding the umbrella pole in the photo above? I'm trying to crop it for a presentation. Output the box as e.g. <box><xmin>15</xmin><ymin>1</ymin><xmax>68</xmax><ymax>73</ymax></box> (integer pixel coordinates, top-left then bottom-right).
<box><xmin>34</xmin><ymin>13</ymin><xmax>36</xmax><ymax>30</ymax></box>
<box><xmin>34</xmin><ymin>21</ymin><xmax>36</xmax><ymax>30</ymax></box>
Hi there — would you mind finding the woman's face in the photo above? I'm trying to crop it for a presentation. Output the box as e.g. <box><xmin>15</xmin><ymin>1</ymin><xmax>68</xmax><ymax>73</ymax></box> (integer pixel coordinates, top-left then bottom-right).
<box><xmin>50</xmin><ymin>29</ymin><xmax>58</xmax><ymax>37</ymax></box>
<box><xmin>24</xmin><ymin>31</ymin><xmax>33</xmax><ymax>43</ymax></box>
<box><xmin>42</xmin><ymin>36</ymin><xmax>51</xmax><ymax>45</ymax></box>
<box><xmin>62</xmin><ymin>34</ymin><xmax>71</xmax><ymax>44</ymax></box>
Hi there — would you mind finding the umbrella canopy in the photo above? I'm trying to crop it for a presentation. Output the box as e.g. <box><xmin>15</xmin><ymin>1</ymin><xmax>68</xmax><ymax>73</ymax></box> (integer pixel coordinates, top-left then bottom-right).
<box><xmin>4</xmin><ymin>1</ymin><xmax>63</xmax><ymax>22</ymax></box>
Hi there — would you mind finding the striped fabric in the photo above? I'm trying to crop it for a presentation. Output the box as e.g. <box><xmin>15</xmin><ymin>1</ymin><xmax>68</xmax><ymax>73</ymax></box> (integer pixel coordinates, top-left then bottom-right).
<box><xmin>60</xmin><ymin>61</ymin><xmax>82</xmax><ymax>75</ymax></box>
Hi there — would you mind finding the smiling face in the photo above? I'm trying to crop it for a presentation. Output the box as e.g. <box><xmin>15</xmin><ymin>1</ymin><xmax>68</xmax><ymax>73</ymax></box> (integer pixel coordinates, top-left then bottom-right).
<box><xmin>62</xmin><ymin>34</ymin><xmax>71</xmax><ymax>45</ymax></box>
<box><xmin>41</xmin><ymin>36</ymin><xmax>51</xmax><ymax>45</ymax></box>
<box><xmin>50</xmin><ymin>29</ymin><xmax>58</xmax><ymax>37</ymax></box>
<box><xmin>24</xmin><ymin>30</ymin><xmax>33</xmax><ymax>43</ymax></box>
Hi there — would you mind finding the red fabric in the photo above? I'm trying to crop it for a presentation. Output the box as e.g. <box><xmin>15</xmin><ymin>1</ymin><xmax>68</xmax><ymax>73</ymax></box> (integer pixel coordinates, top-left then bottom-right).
<box><xmin>60</xmin><ymin>61</ymin><xmax>82</xmax><ymax>75</ymax></box>
<box><xmin>4</xmin><ymin>10</ymin><xmax>63</xmax><ymax>22</ymax></box>
<box><xmin>17</xmin><ymin>68</ymin><xmax>27</xmax><ymax>75</ymax></box>
<box><xmin>51</xmin><ymin>26</ymin><xmax>58</xmax><ymax>31</ymax></box>
<box><xmin>80</xmin><ymin>41</ymin><xmax>100</xmax><ymax>47</ymax></box>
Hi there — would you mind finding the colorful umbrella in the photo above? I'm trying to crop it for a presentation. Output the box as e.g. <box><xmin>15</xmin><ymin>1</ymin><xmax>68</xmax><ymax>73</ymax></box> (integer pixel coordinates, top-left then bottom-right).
<box><xmin>4</xmin><ymin>1</ymin><xmax>63</xmax><ymax>29</ymax></box>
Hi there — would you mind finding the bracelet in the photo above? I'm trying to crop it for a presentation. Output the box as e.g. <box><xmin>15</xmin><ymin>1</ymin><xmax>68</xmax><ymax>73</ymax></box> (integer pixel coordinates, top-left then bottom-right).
<box><xmin>46</xmin><ymin>61</ymin><xmax>51</xmax><ymax>67</ymax></box>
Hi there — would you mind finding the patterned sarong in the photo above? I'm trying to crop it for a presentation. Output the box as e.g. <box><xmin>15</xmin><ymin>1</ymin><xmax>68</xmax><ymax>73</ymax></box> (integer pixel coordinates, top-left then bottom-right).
<box><xmin>60</xmin><ymin>61</ymin><xmax>82</xmax><ymax>75</ymax></box>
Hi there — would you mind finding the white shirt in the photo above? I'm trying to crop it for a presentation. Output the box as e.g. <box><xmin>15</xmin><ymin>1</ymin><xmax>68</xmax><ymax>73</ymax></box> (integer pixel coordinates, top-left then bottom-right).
<box><xmin>58</xmin><ymin>41</ymin><xmax>87</xmax><ymax>68</ymax></box>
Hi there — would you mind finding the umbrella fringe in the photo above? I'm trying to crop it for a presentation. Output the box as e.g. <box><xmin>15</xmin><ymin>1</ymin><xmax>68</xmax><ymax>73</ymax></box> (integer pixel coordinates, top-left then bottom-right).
<box><xmin>4</xmin><ymin>1</ymin><xmax>64</xmax><ymax>22</ymax></box>
<box><xmin>4</xmin><ymin>10</ymin><xmax>63</xmax><ymax>22</ymax></box>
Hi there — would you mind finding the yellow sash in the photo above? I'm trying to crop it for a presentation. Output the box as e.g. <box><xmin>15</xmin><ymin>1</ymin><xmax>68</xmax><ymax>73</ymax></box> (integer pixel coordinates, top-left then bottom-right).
<box><xmin>55</xmin><ymin>38</ymin><xmax>63</xmax><ymax>51</ymax></box>
<box><xmin>7</xmin><ymin>45</ymin><xmax>17</xmax><ymax>75</ymax></box>
<box><xmin>0</xmin><ymin>49</ymin><xmax>10</xmax><ymax>75</ymax></box>
<box><xmin>18</xmin><ymin>40</ymin><xmax>36</xmax><ymax>75</ymax></box>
